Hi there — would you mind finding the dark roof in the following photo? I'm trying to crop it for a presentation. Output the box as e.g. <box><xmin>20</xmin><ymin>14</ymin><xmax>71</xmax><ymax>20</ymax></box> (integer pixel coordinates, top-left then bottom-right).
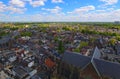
<box><xmin>30</xmin><ymin>75</ymin><xmax>41</xmax><ymax>79</ymax></box>
<box><xmin>94</xmin><ymin>59</ymin><xmax>120</xmax><ymax>79</ymax></box>
<box><xmin>62</xmin><ymin>51</ymin><xmax>91</xmax><ymax>68</ymax></box>
<box><xmin>63</xmin><ymin>49</ymin><xmax>120</xmax><ymax>79</ymax></box>
<box><xmin>0</xmin><ymin>36</ymin><xmax>11</xmax><ymax>44</ymax></box>
<box><xmin>13</xmin><ymin>66</ymin><xmax>28</xmax><ymax>79</ymax></box>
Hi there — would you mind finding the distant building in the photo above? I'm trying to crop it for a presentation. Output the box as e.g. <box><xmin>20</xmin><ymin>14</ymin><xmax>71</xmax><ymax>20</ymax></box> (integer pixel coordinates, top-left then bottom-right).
<box><xmin>0</xmin><ymin>71</ymin><xmax>12</xmax><ymax>79</ymax></box>
<box><xmin>12</xmin><ymin>66</ymin><xmax>28</xmax><ymax>79</ymax></box>
<box><xmin>114</xmin><ymin>21</ymin><xmax>120</xmax><ymax>24</ymax></box>
<box><xmin>0</xmin><ymin>36</ymin><xmax>13</xmax><ymax>50</ymax></box>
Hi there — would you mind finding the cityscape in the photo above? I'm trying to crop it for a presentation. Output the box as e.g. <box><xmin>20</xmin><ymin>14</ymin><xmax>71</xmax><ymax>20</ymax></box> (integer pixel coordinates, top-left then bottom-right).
<box><xmin>0</xmin><ymin>22</ymin><xmax>120</xmax><ymax>79</ymax></box>
<box><xmin>0</xmin><ymin>0</ymin><xmax>120</xmax><ymax>79</ymax></box>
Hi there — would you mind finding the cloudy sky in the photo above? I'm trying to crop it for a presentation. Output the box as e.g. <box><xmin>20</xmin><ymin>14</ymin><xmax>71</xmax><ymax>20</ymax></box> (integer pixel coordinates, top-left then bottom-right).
<box><xmin>0</xmin><ymin>0</ymin><xmax>120</xmax><ymax>22</ymax></box>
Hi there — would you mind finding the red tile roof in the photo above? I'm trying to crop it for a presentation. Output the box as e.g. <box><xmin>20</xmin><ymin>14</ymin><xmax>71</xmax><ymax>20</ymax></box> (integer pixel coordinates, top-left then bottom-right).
<box><xmin>45</xmin><ymin>58</ymin><xmax>55</xmax><ymax>68</ymax></box>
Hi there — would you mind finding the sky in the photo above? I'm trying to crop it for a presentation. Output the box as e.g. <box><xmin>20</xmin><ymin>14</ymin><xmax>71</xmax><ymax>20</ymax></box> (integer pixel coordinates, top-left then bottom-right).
<box><xmin>0</xmin><ymin>0</ymin><xmax>120</xmax><ymax>22</ymax></box>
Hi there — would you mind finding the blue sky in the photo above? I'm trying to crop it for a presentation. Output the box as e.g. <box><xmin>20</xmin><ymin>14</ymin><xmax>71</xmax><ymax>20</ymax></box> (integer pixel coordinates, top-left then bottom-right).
<box><xmin>0</xmin><ymin>0</ymin><xmax>120</xmax><ymax>22</ymax></box>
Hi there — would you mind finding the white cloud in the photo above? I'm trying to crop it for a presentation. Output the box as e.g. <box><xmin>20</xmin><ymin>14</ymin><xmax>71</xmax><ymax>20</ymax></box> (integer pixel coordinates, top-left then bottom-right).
<box><xmin>42</xmin><ymin>6</ymin><xmax>62</xmax><ymax>14</ymax></box>
<box><xmin>7</xmin><ymin>6</ymin><xmax>26</xmax><ymax>14</ymax></box>
<box><xmin>29</xmin><ymin>0</ymin><xmax>47</xmax><ymax>7</ymax></box>
<box><xmin>52</xmin><ymin>0</ymin><xmax>63</xmax><ymax>3</ymax></box>
<box><xmin>100</xmin><ymin>0</ymin><xmax>118</xmax><ymax>5</ymax></box>
<box><xmin>0</xmin><ymin>1</ymin><xmax>26</xmax><ymax>14</ymax></box>
<box><xmin>9</xmin><ymin>0</ymin><xmax>26</xmax><ymax>7</ymax></box>
<box><xmin>0</xmin><ymin>1</ymin><xmax>7</xmax><ymax>12</ymax></box>
<box><xmin>68</xmin><ymin>5</ymin><xmax>95</xmax><ymax>14</ymax></box>
<box><xmin>1</xmin><ymin>8</ymin><xmax>120</xmax><ymax>22</ymax></box>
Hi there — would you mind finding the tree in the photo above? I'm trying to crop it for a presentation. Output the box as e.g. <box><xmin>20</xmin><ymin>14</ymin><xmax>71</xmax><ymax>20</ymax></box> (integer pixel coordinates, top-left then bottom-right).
<box><xmin>73</xmin><ymin>41</ymin><xmax>88</xmax><ymax>53</ymax></box>
<box><xmin>109</xmin><ymin>38</ymin><xmax>117</xmax><ymax>45</ymax></box>
<box><xmin>79</xmin><ymin>41</ymin><xmax>88</xmax><ymax>49</ymax></box>
<box><xmin>116</xmin><ymin>36</ymin><xmax>120</xmax><ymax>41</ymax></box>
<box><xmin>10</xmin><ymin>27</ymin><xmax>19</xmax><ymax>30</ymax></box>
<box><xmin>73</xmin><ymin>48</ymin><xmax>80</xmax><ymax>53</ymax></box>
<box><xmin>58</xmin><ymin>40</ymin><xmax>65</xmax><ymax>54</ymax></box>
<box><xmin>0</xmin><ymin>31</ymin><xmax>9</xmax><ymax>37</ymax></box>
<box><xmin>20</xmin><ymin>31</ymin><xmax>32</xmax><ymax>37</ymax></box>
<box><xmin>54</xmin><ymin>36</ymin><xmax>59</xmax><ymax>42</ymax></box>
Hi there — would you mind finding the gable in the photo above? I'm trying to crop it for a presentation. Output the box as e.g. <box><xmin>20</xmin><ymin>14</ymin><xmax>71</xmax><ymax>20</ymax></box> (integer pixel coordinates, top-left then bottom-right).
<box><xmin>81</xmin><ymin>63</ymin><xmax>101</xmax><ymax>79</ymax></box>
<box><xmin>92</xmin><ymin>47</ymin><xmax>101</xmax><ymax>59</ymax></box>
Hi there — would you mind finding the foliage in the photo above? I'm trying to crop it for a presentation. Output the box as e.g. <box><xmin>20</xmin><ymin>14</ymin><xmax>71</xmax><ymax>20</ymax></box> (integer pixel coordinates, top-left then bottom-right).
<box><xmin>20</xmin><ymin>31</ymin><xmax>32</xmax><ymax>37</ymax></box>
<box><xmin>109</xmin><ymin>38</ymin><xmax>117</xmax><ymax>45</ymax></box>
<box><xmin>0</xmin><ymin>31</ymin><xmax>9</xmax><ymax>36</ymax></box>
<box><xmin>74</xmin><ymin>41</ymin><xmax>88</xmax><ymax>53</ymax></box>
<box><xmin>58</xmin><ymin>40</ymin><xmax>65</xmax><ymax>54</ymax></box>
<box><xmin>62</xmin><ymin>27</ymin><xmax>70</xmax><ymax>31</ymax></box>
<box><xmin>14</xmin><ymin>35</ymin><xmax>19</xmax><ymax>39</ymax></box>
<box><xmin>10</xmin><ymin>27</ymin><xmax>19</xmax><ymax>30</ymax></box>
<box><xmin>73</xmin><ymin>48</ymin><xmax>80</xmax><ymax>53</ymax></box>
<box><xmin>54</xmin><ymin>36</ymin><xmax>59</xmax><ymax>42</ymax></box>
<box><xmin>116</xmin><ymin>36</ymin><xmax>120</xmax><ymax>41</ymax></box>
<box><xmin>81</xmin><ymin>28</ymin><xmax>120</xmax><ymax>37</ymax></box>
<box><xmin>79</xmin><ymin>41</ymin><xmax>88</xmax><ymax>49</ymax></box>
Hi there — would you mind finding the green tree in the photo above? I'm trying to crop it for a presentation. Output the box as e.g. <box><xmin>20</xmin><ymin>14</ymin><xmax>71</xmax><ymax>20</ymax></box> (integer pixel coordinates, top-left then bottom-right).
<box><xmin>109</xmin><ymin>38</ymin><xmax>117</xmax><ymax>45</ymax></box>
<box><xmin>79</xmin><ymin>41</ymin><xmax>88</xmax><ymax>49</ymax></box>
<box><xmin>0</xmin><ymin>31</ymin><xmax>9</xmax><ymax>36</ymax></box>
<box><xmin>20</xmin><ymin>32</ymin><xmax>32</xmax><ymax>37</ymax></box>
<box><xmin>74</xmin><ymin>41</ymin><xmax>88</xmax><ymax>53</ymax></box>
<box><xmin>116</xmin><ymin>36</ymin><xmax>120</xmax><ymax>41</ymax></box>
<box><xmin>58</xmin><ymin>40</ymin><xmax>65</xmax><ymax>54</ymax></box>
<box><xmin>73</xmin><ymin>48</ymin><xmax>80</xmax><ymax>53</ymax></box>
<box><xmin>10</xmin><ymin>27</ymin><xmax>19</xmax><ymax>30</ymax></box>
